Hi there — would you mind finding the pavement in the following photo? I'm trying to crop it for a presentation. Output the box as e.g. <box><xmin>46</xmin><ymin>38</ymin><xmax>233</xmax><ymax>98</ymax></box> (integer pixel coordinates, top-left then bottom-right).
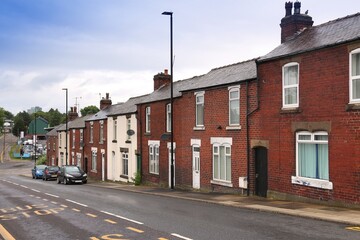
<box><xmin>85</xmin><ymin>179</ymin><xmax>360</xmax><ymax>227</ymax></box>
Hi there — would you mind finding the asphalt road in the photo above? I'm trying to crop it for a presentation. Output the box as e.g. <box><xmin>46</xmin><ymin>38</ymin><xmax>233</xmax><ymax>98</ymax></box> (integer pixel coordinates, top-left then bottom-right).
<box><xmin>0</xmin><ymin>161</ymin><xmax>359</xmax><ymax>240</ymax></box>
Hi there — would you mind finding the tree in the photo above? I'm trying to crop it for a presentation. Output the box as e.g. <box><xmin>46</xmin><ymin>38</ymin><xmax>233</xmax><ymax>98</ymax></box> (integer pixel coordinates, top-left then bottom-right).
<box><xmin>47</xmin><ymin>108</ymin><xmax>64</xmax><ymax>126</ymax></box>
<box><xmin>80</xmin><ymin>105</ymin><xmax>99</xmax><ymax>116</ymax></box>
<box><xmin>12</xmin><ymin>111</ymin><xmax>31</xmax><ymax>137</ymax></box>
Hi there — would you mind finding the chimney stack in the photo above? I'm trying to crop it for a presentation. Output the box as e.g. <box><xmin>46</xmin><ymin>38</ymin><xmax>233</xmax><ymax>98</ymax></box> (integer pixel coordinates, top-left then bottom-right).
<box><xmin>100</xmin><ymin>93</ymin><xmax>112</xmax><ymax>110</ymax></box>
<box><xmin>280</xmin><ymin>1</ymin><xmax>313</xmax><ymax>43</ymax></box>
<box><xmin>68</xmin><ymin>106</ymin><xmax>78</xmax><ymax>121</ymax></box>
<box><xmin>153</xmin><ymin>69</ymin><xmax>171</xmax><ymax>91</ymax></box>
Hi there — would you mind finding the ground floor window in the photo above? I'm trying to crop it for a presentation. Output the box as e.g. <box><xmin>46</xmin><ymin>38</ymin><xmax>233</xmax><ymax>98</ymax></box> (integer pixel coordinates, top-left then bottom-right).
<box><xmin>149</xmin><ymin>141</ymin><xmax>160</xmax><ymax>174</ymax></box>
<box><xmin>122</xmin><ymin>152</ymin><xmax>128</xmax><ymax>176</ymax></box>
<box><xmin>92</xmin><ymin>151</ymin><xmax>97</xmax><ymax>171</ymax></box>
<box><xmin>211</xmin><ymin>137</ymin><xmax>232</xmax><ymax>184</ymax></box>
<box><xmin>297</xmin><ymin>131</ymin><xmax>329</xmax><ymax>180</ymax></box>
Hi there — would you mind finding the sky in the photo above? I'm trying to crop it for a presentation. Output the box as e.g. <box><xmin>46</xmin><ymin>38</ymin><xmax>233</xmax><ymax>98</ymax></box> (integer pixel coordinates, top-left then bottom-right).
<box><xmin>0</xmin><ymin>0</ymin><xmax>358</xmax><ymax>115</ymax></box>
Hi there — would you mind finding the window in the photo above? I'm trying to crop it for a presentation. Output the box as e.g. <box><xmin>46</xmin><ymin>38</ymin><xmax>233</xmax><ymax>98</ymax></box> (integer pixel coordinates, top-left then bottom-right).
<box><xmin>145</xmin><ymin>107</ymin><xmax>151</xmax><ymax>133</ymax></box>
<box><xmin>92</xmin><ymin>150</ymin><xmax>97</xmax><ymax>171</ymax></box>
<box><xmin>350</xmin><ymin>49</ymin><xmax>360</xmax><ymax>103</ymax></box>
<box><xmin>149</xmin><ymin>141</ymin><xmax>159</xmax><ymax>174</ymax></box>
<box><xmin>229</xmin><ymin>86</ymin><xmax>240</xmax><ymax>126</ymax></box>
<box><xmin>166</xmin><ymin>104</ymin><xmax>171</xmax><ymax>132</ymax></box>
<box><xmin>211</xmin><ymin>137</ymin><xmax>232</xmax><ymax>185</ymax></box>
<box><xmin>296</xmin><ymin>131</ymin><xmax>329</xmax><ymax>180</ymax></box>
<box><xmin>283</xmin><ymin>63</ymin><xmax>299</xmax><ymax>108</ymax></box>
<box><xmin>122</xmin><ymin>152</ymin><xmax>129</xmax><ymax>176</ymax></box>
<box><xmin>127</xmin><ymin>118</ymin><xmax>131</xmax><ymax>141</ymax></box>
<box><xmin>113</xmin><ymin>118</ymin><xmax>117</xmax><ymax>141</ymax></box>
<box><xmin>90</xmin><ymin>122</ymin><xmax>94</xmax><ymax>143</ymax></box>
<box><xmin>195</xmin><ymin>92</ymin><xmax>204</xmax><ymax>127</ymax></box>
<box><xmin>72</xmin><ymin>129</ymin><xmax>75</xmax><ymax>149</ymax></box>
<box><xmin>80</xmin><ymin>129</ymin><xmax>83</xmax><ymax>149</ymax></box>
<box><xmin>53</xmin><ymin>143</ymin><xmax>55</xmax><ymax>151</ymax></box>
<box><xmin>99</xmin><ymin>121</ymin><xmax>104</xmax><ymax>144</ymax></box>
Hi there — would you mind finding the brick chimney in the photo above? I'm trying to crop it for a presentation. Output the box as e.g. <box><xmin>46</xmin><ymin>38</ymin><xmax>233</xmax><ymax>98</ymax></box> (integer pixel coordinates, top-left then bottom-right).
<box><xmin>153</xmin><ymin>69</ymin><xmax>171</xmax><ymax>91</ymax></box>
<box><xmin>100</xmin><ymin>93</ymin><xmax>112</xmax><ymax>110</ymax></box>
<box><xmin>68</xmin><ymin>106</ymin><xmax>78</xmax><ymax>121</ymax></box>
<box><xmin>280</xmin><ymin>1</ymin><xmax>313</xmax><ymax>43</ymax></box>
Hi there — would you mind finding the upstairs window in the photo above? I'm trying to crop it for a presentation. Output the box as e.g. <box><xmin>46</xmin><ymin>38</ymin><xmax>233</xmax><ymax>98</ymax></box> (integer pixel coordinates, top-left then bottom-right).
<box><xmin>72</xmin><ymin>129</ymin><xmax>75</xmax><ymax>148</ymax></box>
<box><xmin>113</xmin><ymin>118</ymin><xmax>117</xmax><ymax>141</ymax></box>
<box><xmin>350</xmin><ymin>49</ymin><xmax>360</xmax><ymax>103</ymax></box>
<box><xmin>229</xmin><ymin>86</ymin><xmax>240</xmax><ymax>126</ymax></box>
<box><xmin>195</xmin><ymin>92</ymin><xmax>204</xmax><ymax>127</ymax></box>
<box><xmin>99</xmin><ymin>121</ymin><xmax>104</xmax><ymax>144</ymax></box>
<box><xmin>166</xmin><ymin>104</ymin><xmax>171</xmax><ymax>133</ymax></box>
<box><xmin>283</xmin><ymin>63</ymin><xmax>299</xmax><ymax>108</ymax></box>
<box><xmin>90</xmin><ymin>122</ymin><xmax>94</xmax><ymax>143</ymax></box>
<box><xmin>145</xmin><ymin>107</ymin><xmax>151</xmax><ymax>133</ymax></box>
<box><xmin>126</xmin><ymin>117</ymin><xmax>131</xmax><ymax>141</ymax></box>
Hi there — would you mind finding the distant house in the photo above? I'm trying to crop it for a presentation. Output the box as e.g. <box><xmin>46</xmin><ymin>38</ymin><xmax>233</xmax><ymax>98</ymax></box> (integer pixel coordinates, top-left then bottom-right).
<box><xmin>46</xmin><ymin>124</ymin><xmax>63</xmax><ymax>166</ymax></box>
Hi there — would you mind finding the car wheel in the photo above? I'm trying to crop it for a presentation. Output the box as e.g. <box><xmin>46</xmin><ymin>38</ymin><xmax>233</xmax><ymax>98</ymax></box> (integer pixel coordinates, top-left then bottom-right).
<box><xmin>32</xmin><ymin>175</ymin><xmax>35</xmax><ymax>179</ymax></box>
<box><xmin>63</xmin><ymin>178</ymin><xmax>67</xmax><ymax>185</ymax></box>
<box><xmin>42</xmin><ymin>177</ymin><xmax>45</xmax><ymax>181</ymax></box>
<box><xmin>83</xmin><ymin>180</ymin><xmax>87</xmax><ymax>184</ymax></box>
<box><xmin>57</xmin><ymin>177</ymin><xmax>61</xmax><ymax>184</ymax></box>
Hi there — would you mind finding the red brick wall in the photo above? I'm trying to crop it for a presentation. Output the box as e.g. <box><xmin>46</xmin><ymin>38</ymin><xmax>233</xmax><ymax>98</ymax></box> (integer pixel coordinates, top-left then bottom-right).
<box><xmin>255</xmin><ymin>42</ymin><xmax>360</xmax><ymax>204</ymax></box>
<box><xmin>46</xmin><ymin>135</ymin><xmax>58</xmax><ymax>166</ymax></box>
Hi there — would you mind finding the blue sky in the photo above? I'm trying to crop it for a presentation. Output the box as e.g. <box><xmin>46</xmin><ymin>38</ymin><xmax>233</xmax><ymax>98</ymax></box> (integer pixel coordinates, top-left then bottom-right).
<box><xmin>0</xmin><ymin>0</ymin><xmax>357</xmax><ymax>114</ymax></box>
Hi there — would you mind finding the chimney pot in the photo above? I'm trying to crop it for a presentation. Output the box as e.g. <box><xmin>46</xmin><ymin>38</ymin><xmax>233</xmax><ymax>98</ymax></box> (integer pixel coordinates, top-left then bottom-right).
<box><xmin>294</xmin><ymin>1</ymin><xmax>301</xmax><ymax>14</ymax></box>
<box><xmin>285</xmin><ymin>2</ymin><xmax>293</xmax><ymax>17</ymax></box>
<box><xmin>164</xmin><ymin>69</ymin><xmax>168</xmax><ymax>75</ymax></box>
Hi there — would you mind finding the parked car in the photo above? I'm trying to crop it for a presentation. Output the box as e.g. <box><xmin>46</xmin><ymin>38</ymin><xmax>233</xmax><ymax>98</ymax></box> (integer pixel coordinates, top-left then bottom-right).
<box><xmin>42</xmin><ymin>166</ymin><xmax>60</xmax><ymax>181</ymax></box>
<box><xmin>31</xmin><ymin>165</ymin><xmax>47</xmax><ymax>179</ymax></box>
<box><xmin>57</xmin><ymin>166</ymin><xmax>87</xmax><ymax>185</ymax></box>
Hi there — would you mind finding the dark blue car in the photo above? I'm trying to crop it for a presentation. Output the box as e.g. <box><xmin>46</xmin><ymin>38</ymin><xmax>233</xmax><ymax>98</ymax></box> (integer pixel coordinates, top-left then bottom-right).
<box><xmin>31</xmin><ymin>165</ymin><xmax>47</xmax><ymax>179</ymax></box>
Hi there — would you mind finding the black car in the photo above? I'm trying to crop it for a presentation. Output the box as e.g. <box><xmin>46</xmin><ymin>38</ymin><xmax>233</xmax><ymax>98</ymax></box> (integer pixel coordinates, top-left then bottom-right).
<box><xmin>42</xmin><ymin>166</ymin><xmax>60</xmax><ymax>181</ymax></box>
<box><xmin>57</xmin><ymin>165</ymin><xmax>87</xmax><ymax>185</ymax></box>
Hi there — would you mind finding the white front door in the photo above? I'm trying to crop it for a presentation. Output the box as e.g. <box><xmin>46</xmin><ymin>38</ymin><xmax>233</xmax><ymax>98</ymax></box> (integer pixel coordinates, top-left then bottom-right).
<box><xmin>192</xmin><ymin>146</ymin><xmax>200</xmax><ymax>189</ymax></box>
<box><xmin>168</xmin><ymin>146</ymin><xmax>175</xmax><ymax>188</ymax></box>
<box><xmin>102</xmin><ymin>153</ymin><xmax>105</xmax><ymax>181</ymax></box>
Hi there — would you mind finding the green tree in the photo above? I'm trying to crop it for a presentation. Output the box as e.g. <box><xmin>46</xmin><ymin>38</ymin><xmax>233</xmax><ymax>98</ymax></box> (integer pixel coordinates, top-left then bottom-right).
<box><xmin>80</xmin><ymin>105</ymin><xmax>99</xmax><ymax>116</ymax></box>
<box><xmin>47</xmin><ymin>108</ymin><xmax>64</xmax><ymax>126</ymax></box>
<box><xmin>12</xmin><ymin>111</ymin><xmax>31</xmax><ymax>137</ymax></box>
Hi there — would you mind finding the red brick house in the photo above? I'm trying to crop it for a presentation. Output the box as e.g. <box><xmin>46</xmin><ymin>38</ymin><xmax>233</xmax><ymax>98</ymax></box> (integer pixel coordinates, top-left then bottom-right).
<box><xmin>68</xmin><ymin>114</ymin><xmax>93</xmax><ymax>169</ymax></box>
<box><xmin>138</xmin><ymin>61</ymin><xmax>258</xmax><ymax>191</ymax></box>
<box><xmin>253</xmin><ymin>2</ymin><xmax>360</xmax><ymax>205</ymax></box>
<box><xmin>84</xmin><ymin>94</ymin><xmax>112</xmax><ymax>181</ymax></box>
<box><xmin>46</xmin><ymin>124</ymin><xmax>63</xmax><ymax>166</ymax></box>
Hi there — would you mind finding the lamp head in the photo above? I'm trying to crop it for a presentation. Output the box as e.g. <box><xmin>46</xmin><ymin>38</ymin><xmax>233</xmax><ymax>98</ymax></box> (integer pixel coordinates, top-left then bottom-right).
<box><xmin>162</xmin><ymin>11</ymin><xmax>173</xmax><ymax>16</ymax></box>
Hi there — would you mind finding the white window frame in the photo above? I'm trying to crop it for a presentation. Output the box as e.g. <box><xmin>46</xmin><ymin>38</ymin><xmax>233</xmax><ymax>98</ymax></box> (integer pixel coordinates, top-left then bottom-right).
<box><xmin>195</xmin><ymin>91</ymin><xmax>204</xmax><ymax>128</ymax></box>
<box><xmin>72</xmin><ymin>129</ymin><xmax>75</xmax><ymax>149</ymax></box>
<box><xmin>145</xmin><ymin>107</ymin><xmax>151</xmax><ymax>133</ymax></box>
<box><xmin>166</xmin><ymin>103</ymin><xmax>171</xmax><ymax>132</ymax></box>
<box><xmin>99</xmin><ymin>120</ymin><xmax>104</xmax><ymax>144</ymax></box>
<box><xmin>90</xmin><ymin>121</ymin><xmax>94</xmax><ymax>143</ymax></box>
<box><xmin>282</xmin><ymin>62</ymin><xmax>299</xmax><ymax>108</ymax></box>
<box><xmin>228</xmin><ymin>86</ymin><xmax>240</xmax><ymax>126</ymax></box>
<box><xmin>113</xmin><ymin>118</ymin><xmax>117</xmax><ymax>141</ymax></box>
<box><xmin>350</xmin><ymin>48</ymin><xmax>360</xmax><ymax>103</ymax></box>
<box><xmin>210</xmin><ymin>137</ymin><xmax>233</xmax><ymax>187</ymax></box>
<box><xmin>292</xmin><ymin>131</ymin><xmax>333</xmax><ymax>190</ymax></box>
<box><xmin>91</xmin><ymin>148</ymin><xmax>97</xmax><ymax>171</ymax></box>
<box><xmin>122</xmin><ymin>152</ymin><xmax>129</xmax><ymax>176</ymax></box>
<box><xmin>126</xmin><ymin>117</ymin><xmax>131</xmax><ymax>141</ymax></box>
<box><xmin>148</xmin><ymin>140</ymin><xmax>160</xmax><ymax>174</ymax></box>
<box><xmin>80</xmin><ymin>129</ymin><xmax>83</xmax><ymax>149</ymax></box>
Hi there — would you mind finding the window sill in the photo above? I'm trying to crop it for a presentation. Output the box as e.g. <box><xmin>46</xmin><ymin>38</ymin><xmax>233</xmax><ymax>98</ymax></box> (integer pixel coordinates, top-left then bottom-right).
<box><xmin>193</xmin><ymin>126</ymin><xmax>205</xmax><ymax>131</ymax></box>
<box><xmin>149</xmin><ymin>172</ymin><xmax>159</xmax><ymax>175</ymax></box>
<box><xmin>211</xmin><ymin>180</ymin><xmax>233</xmax><ymax>188</ymax></box>
<box><xmin>346</xmin><ymin>103</ymin><xmax>360</xmax><ymax>111</ymax></box>
<box><xmin>226</xmin><ymin>126</ymin><xmax>241</xmax><ymax>130</ymax></box>
<box><xmin>91</xmin><ymin>170</ymin><xmax>97</xmax><ymax>173</ymax></box>
<box><xmin>291</xmin><ymin>176</ymin><xmax>333</xmax><ymax>190</ymax></box>
<box><xmin>120</xmin><ymin>174</ymin><xmax>128</xmax><ymax>179</ymax></box>
<box><xmin>280</xmin><ymin>107</ymin><xmax>301</xmax><ymax>114</ymax></box>
<box><xmin>112</xmin><ymin>140</ymin><xmax>117</xmax><ymax>143</ymax></box>
<box><xmin>125</xmin><ymin>140</ymin><xmax>131</xmax><ymax>144</ymax></box>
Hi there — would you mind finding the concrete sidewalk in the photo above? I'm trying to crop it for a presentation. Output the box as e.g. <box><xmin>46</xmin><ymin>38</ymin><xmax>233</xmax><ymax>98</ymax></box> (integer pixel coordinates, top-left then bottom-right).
<box><xmin>87</xmin><ymin>180</ymin><xmax>360</xmax><ymax>226</ymax></box>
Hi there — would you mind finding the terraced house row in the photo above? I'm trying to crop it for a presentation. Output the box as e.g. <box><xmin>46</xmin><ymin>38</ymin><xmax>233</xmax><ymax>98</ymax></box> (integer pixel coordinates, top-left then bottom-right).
<box><xmin>46</xmin><ymin>2</ymin><xmax>360</xmax><ymax>206</ymax></box>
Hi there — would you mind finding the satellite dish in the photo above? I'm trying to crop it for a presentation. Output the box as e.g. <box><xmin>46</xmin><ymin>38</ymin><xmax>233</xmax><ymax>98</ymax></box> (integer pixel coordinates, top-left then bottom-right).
<box><xmin>127</xmin><ymin>129</ymin><xmax>135</xmax><ymax>136</ymax></box>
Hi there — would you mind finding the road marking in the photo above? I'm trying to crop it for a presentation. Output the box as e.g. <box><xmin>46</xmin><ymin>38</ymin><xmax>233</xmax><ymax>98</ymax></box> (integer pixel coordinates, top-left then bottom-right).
<box><xmin>12</xmin><ymin>183</ymin><xmax>19</xmax><ymax>186</ymax></box>
<box><xmin>346</xmin><ymin>226</ymin><xmax>360</xmax><ymax>232</ymax></box>
<box><xmin>86</xmin><ymin>213</ymin><xmax>97</xmax><ymax>218</ymax></box>
<box><xmin>31</xmin><ymin>189</ymin><xmax>40</xmax><ymax>193</ymax></box>
<box><xmin>60</xmin><ymin>204</ymin><xmax>68</xmax><ymax>208</ymax></box>
<box><xmin>45</xmin><ymin>193</ymin><xmax>59</xmax><ymax>198</ymax></box>
<box><xmin>72</xmin><ymin>208</ymin><xmax>81</xmax><ymax>212</ymax></box>
<box><xmin>20</xmin><ymin>185</ymin><xmax>28</xmax><ymax>188</ymax></box>
<box><xmin>104</xmin><ymin>219</ymin><xmax>117</xmax><ymax>224</ymax></box>
<box><xmin>126</xmin><ymin>227</ymin><xmax>144</xmax><ymax>233</ymax></box>
<box><xmin>0</xmin><ymin>224</ymin><xmax>15</xmax><ymax>240</ymax></box>
<box><xmin>42</xmin><ymin>199</ymin><xmax>48</xmax><ymax>202</ymax></box>
<box><xmin>101</xmin><ymin>211</ymin><xmax>143</xmax><ymax>225</ymax></box>
<box><xmin>158</xmin><ymin>238</ymin><xmax>169</xmax><ymax>240</ymax></box>
<box><xmin>65</xmin><ymin>199</ymin><xmax>87</xmax><ymax>207</ymax></box>
<box><xmin>51</xmin><ymin>201</ymin><xmax>58</xmax><ymax>204</ymax></box>
<box><xmin>171</xmin><ymin>233</ymin><xmax>193</xmax><ymax>240</ymax></box>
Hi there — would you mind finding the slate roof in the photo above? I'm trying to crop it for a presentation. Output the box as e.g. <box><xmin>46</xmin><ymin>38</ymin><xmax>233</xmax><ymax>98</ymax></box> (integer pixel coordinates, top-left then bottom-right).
<box><xmin>107</xmin><ymin>94</ymin><xmax>149</xmax><ymax>117</ymax></box>
<box><xmin>47</xmin><ymin>124</ymin><xmax>63</xmax><ymax>136</ymax></box>
<box><xmin>69</xmin><ymin>115</ymin><xmax>93</xmax><ymax>129</ymax></box>
<box><xmin>136</xmin><ymin>59</ymin><xmax>257</xmax><ymax>104</ymax></box>
<box><xmin>179</xmin><ymin>59</ymin><xmax>257</xmax><ymax>92</ymax></box>
<box><xmin>259</xmin><ymin>13</ymin><xmax>360</xmax><ymax>62</ymax></box>
<box><xmin>86</xmin><ymin>104</ymin><xmax>120</xmax><ymax>121</ymax></box>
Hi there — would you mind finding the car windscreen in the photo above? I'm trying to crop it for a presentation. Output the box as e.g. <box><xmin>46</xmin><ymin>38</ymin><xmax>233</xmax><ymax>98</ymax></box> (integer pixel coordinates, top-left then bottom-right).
<box><xmin>65</xmin><ymin>166</ymin><xmax>80</xmax><ymax>173</ymax></box>
<box><xmin>49</xmin><ymin>167</ymin><xmax>59</xmax><ymax>171</ymax></box>
<box><xmin>37</xmin><ymin>165</ymin><xmax>46</xmax><ymax>170</ymax></box>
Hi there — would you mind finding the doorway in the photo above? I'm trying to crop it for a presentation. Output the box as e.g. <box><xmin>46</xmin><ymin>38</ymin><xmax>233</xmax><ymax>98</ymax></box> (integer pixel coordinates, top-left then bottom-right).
<box><xmin>255</xmin><ymin>147</ymin><xmax>268</xmax><ymax>197</ymax></box>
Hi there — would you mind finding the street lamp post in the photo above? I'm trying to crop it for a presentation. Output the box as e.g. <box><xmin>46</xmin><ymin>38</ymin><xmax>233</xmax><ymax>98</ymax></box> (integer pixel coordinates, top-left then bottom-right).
<box><xmin>62</xmin><ymin>88</ymin><xmax>68</xmax><ymax>165</ymax></box>
<box><xmin>162</xmin><ymin>11</ymin><xmax>174</xmax><ymax>189</ymax></box>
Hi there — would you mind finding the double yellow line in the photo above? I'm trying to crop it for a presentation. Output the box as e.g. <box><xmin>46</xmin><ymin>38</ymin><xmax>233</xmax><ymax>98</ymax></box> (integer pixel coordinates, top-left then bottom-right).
<box><xmin>0</xmin><ymin>224</ymin><xmax>15</xmax><ymax>240</ymax></box>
